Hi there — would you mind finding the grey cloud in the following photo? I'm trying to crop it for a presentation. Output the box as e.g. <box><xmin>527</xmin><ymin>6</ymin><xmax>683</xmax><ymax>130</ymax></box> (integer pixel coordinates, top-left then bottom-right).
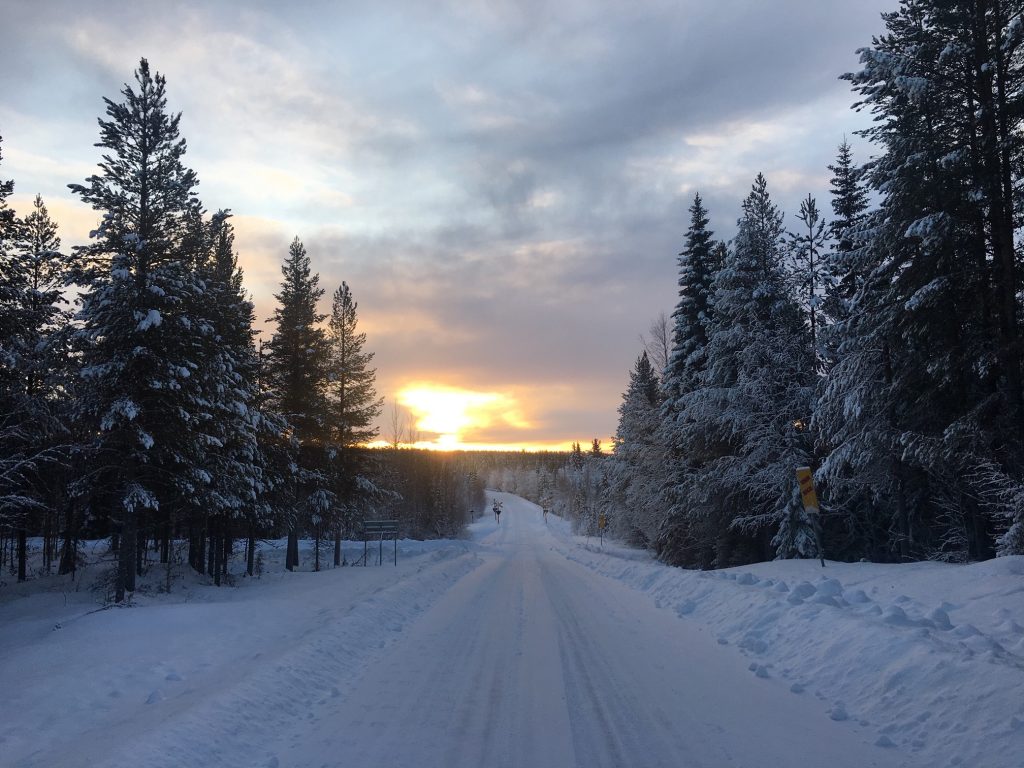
<box><xmin>2</xmin><ymin>0</ymin><xmax>894</xmax><ymax>444</ymax></box>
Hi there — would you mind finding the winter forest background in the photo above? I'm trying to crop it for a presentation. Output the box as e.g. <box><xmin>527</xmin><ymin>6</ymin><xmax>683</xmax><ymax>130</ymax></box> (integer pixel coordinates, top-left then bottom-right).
<box><xmin>3</xmin><ymin>1</ymin><xmax>1024</xmax><ymax>602</ymax></box>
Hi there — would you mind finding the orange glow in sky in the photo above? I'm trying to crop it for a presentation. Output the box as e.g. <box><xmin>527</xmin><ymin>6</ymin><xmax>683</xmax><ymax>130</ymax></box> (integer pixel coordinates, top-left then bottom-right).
<box><xmin>395</xmin><ymin>384</ymin><xmax>539</xmax><ymax>450</ymax></box>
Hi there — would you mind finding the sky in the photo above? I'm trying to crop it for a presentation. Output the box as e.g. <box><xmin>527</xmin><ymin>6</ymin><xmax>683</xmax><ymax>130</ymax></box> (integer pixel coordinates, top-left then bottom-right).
<box><xmin>0</xmin><ymin>0</ymin><xmax>894</xmax><ymax>451</ymax></box>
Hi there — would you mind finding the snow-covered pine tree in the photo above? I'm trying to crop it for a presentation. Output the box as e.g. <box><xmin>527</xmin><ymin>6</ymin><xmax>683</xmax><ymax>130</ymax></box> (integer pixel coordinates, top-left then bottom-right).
<box><xmin>326</xmin><ymin>281</ymin><xmax>383</xmax><ymax>566</ymax></box>
<box><xmin>0</xmin><ymin>133</ymin><xmax>34</xmax><ymax>581</ymax></box>
<box><xmin>654</xmin><ymin>193</ymin><xmax>721</xmax><ymax>565</ymax></box>
<box><xmin>17</xmin><ymin>195</ymin><xmax>70</xmax><ymax>395</ymax></box>
<box><xmin>787</xmin><ymin>194</ymin><xmax>829</xmax><ymax>367</ymax></box>
<box><xmin>0</xmin><ymin>134</ymin><xmax>23</xmax><ymax>399</ymax></box>
<box><xmin>663</xmin><ymin>193</ymin><xmax>717</xmax><ymax>400</ymax></box>
<box><xmin>264</xmin><ymin>236</ymin><xmax>331</xmax><ymax>570</ymax></box>
<box><xmin>819</xmin><ymin>140</ymin><xmax>870</xmax><ymax>371</ymax></box>
<box><xmin>674</xmin><ymin>174</ymin><xmax>816</xmax><ymax>565</ymax></box>
<box><xmin>69</xmin><ymin>59</ymin><xmax>209</xmax><ymax>601</ymax></box>
<box><xmin>14</xmin><ymin>194</ymin><xmax>74</xmax><ymax>576</ymax></box>
<box><xmin>184</xmin><ymin>211</ymin><xmax>280</xmax><ymax>583</ymax></box>
<box><xmin>603</xmin><ymin>351</ymin><xmax>666</xmax><ymax>546</ymax></box>
<box><xmin>833</xmin><ymin>0</ymin><xmax>1024</xmax><ymax>560</ymax></box>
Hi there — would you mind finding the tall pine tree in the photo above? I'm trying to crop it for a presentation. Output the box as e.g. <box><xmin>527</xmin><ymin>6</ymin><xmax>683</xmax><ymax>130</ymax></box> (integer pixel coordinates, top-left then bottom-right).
<box><xmin>264</xmin><ymin>237</ymin><xmax>331</xmax><ymax>571</ymax></box>
<box><xmin>326</xmin><ymin>280</ymin><xmax>383</xmax><ymax>566</ymax></box>
<box><xmin>69</xmin><ymin>59</ymin><xmax>208</xmax><ymax>601</ymax></box>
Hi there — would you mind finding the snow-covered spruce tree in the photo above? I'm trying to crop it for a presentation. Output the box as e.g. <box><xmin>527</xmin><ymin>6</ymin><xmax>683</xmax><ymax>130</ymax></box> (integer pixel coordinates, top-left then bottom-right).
<box><xmin>0</xmin><ymin>134</ymin><xmax>22</xmax><ymax>383</ymax></box>
<box><xmin>829</xmin><ymin>0</ymin><xmax>1024</xmax><ymax>560</ymax></box>
<box><xmin>13</xmin><ymin>194</ymin><xmax>75</xmax><ymax>576</ymax></box>
<box><xmin>654</xmin><ymin>194</ymin><xmax>723</xmax><ymax>565</ymax></box>
<box><xmin>17</xmin><ymin>195</ymin><xmax>71</xmax><ymax>396</ymax></box>
<box><xmin>663</xmin><ymin>193</ymin><xmax>718</xmax><ymax>400</ymax></box>
<box><xmin>264</xmin><ymin>236</ymin><xmax>331</xmax><ymax>571</ymax></box>
<box><xmin>326</xmin><ymin>281</ymin><xmax>383</xmax><ymax>566</ymax></box>
<box><xmin>68</xmin><ymin>59</ymin><xmax>209</xmax><ymax>601</ymax></box>
<box><xmin>819</xmin><ymin>140</ymin><xmax>870</xmax><ymax>371</ymax></box>
<box><xmin>787</xmin><ymin>194</ymin><xmax>829</xmax><ymax>367</ymax></box>
<box><xmin>183</xmin><ymin>211</ymin><xmax>281</xmax><ymax>583</ymax></box>
<box><xmin>812</xmin><ymin>142</ymin><xmax>893</xmax><ymax>560</ymax></box>
<box><xmin>603</xmin><ymin>352</ymin><xmax>665</xmax><ymax>546</ymax></box>
<box><xmin>672</xmin><ymin>175</ymin><xmax>816</xmax><ymax>566</ymax></box>
<box><xmin>0</xmin><ymin>133</ymin><xmax>34</xmax><ymax>580</ymax></box>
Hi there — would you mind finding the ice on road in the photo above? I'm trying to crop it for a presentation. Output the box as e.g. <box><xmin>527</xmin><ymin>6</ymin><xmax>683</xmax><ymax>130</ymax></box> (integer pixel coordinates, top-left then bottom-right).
<box><xmin>275</xmin><ymin>492</ymin><xmax>900</xmax><ymax>768</ymax></box>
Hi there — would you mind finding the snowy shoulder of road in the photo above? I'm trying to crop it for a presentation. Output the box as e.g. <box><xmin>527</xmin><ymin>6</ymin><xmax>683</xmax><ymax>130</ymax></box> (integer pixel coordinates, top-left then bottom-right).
<box><xmin>0</xmin><ymin>537</ymin><xmax>483</xmax><ymax>768</ymax></box>
<box><xmin>0</xmin><ymin>493</ymin><xmax>1021</xmax><ymax>768</ymax></box>
<box><xmin>545</xmin><ymin>502</ymin><xmax>1024</xmax><ymax>768</ymax></box>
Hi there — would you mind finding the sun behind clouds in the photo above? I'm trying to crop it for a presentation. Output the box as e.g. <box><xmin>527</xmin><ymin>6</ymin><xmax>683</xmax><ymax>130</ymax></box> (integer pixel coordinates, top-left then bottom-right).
<box><xmin>396</xmin><ymin>384</ymin><xmax>534</xmax><ymax>450</ymax></box>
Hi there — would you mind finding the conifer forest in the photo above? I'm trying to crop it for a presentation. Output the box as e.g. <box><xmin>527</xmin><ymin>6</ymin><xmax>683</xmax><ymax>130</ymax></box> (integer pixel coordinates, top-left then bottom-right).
<box><xmin>2</xmin><ymin>0</ymin><xmax>1024</xmax><ymax>602</ymax></box>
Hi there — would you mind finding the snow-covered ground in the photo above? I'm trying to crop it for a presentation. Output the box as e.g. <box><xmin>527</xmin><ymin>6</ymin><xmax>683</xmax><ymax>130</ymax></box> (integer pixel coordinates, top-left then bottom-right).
<box><xmin>1</xmin><ymin>493</ymin><xmax>1021</xmax><ymax>767</ymax></box>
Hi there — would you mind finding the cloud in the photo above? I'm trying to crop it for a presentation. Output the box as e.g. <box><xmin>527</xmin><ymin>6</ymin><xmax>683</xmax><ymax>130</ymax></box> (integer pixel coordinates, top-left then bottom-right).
<box><xmin>0</xmin><ymin>0</ymin><xmax>895</xmax><ymax>447</ymax></box>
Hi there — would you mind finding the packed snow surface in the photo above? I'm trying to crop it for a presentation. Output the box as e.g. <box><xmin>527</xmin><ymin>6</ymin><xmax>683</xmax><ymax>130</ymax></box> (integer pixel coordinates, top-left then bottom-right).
<box><xmin>2</xmin><ymin>492</ymin><xmax>1021</xmax><ymax>767</ymax></box>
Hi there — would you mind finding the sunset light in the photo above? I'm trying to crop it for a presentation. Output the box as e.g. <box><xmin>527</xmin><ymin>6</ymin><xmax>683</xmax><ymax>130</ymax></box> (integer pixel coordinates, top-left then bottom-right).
<box><xmin>397</xmin><ymin>384</ymin><xmax>531</xmax><ymax>450</ymax></box>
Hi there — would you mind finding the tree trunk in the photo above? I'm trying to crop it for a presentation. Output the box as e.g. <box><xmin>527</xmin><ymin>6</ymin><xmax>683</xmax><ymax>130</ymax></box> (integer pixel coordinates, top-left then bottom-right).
<box><xmin>17</xmin><ymin>527</ymin><xmax>27</xmax><ymax>582</ymax></box>
<box><xmin>333</xmin><ymin>525</ymin><xmax>342</xmax><ymax>568</ymax></box>
<box><xmin>213</xmin><ymin>517</ymin><xmax>222</xmax><ymax>587</ymax></box>
<box><xmin>160</xmin><ymin>519</ymin><xmax>170</xmax><ymax>564</ymax></box>
<box><xmin>208</xmin><ymin>517</ymin><xmax>217</xmax><ymax>578</ymax></box>
<box><xmin>222</xmin><ymin>523</ymin><xmax>230</xmax><ymax>578</ymax></box>
<box><xmin>286</xmin><ymin>528</ymin><xmax>299</xmax><ymax>571</ymax></box>
<box><xmin>58</xmin><ymin>507</ymin><xmax>78</xmax><ymax>576</ymax></box>
<box><xmin>246</xmin><ymin>521</ymin><xmax>255</xmax><ymax>577</ymax></box>
<box><xmin>42</xmin><ymin>512</ymin><xmax>51</xmax><ymax>575</ymax></box>
<box><xmin>117</xmin><ymin>509</ymin><xmax>137</xmax><ymax>601</ymax></box>
<box><xmin>136</xmin><ymin>524</ymin><xmax>145</xmax><ymax>577</ymax></box>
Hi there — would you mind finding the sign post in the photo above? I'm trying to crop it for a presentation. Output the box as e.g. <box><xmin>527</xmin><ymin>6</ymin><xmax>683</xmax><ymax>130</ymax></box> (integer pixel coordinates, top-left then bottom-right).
<box><xmin>362</xmin><ymin>520</ymin><xmax>399</xmax><ymax>566</ymax></box>
<box><xmin>598</xmin><ymin>513</ymin><xmax>607</xmax><ymax>547</ymax></box>
<box><xmin>795</xmin><ymin>467</ymin><xmax>825</xmax><ymax>567</ymax></box>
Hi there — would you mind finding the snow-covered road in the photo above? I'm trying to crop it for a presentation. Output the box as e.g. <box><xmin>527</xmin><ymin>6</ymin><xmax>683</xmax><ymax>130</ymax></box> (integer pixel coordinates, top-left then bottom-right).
<box><xmin>270</xmin><ymin>491</ymin><xmax>900</xmax><ymax>768</ymax></box>
<box><xmin>7</xmin><ymin>491</ymin><xmax>952</xmax><ymax>768</ymax></box>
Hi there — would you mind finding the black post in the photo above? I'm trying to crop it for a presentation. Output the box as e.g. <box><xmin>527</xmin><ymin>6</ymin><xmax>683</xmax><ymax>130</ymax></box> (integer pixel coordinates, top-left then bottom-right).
<box><xmin>17</xmin><ymin>527</ymin><xmax>27</xmax><ymax>582</ymax></box>
<box><xmin>394</xmin><ymin>535</ymin><xmax>397</xmax><ymax>566</ymax></box>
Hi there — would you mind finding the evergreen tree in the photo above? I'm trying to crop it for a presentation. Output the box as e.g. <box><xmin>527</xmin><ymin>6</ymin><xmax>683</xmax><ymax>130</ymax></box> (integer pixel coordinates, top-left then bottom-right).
<box><xmin>788</xmin><ymin>194</ymin><xmax>829</xmax><ymax>365</ymax></box>
<box><xmin>185</xmin><ymin>211</ymin><xmax>281</xmax><ymax>583</ymax></box>
<box><xmin>264</xmin><ymin>236</ymin><xmax>330</xmax><ymax>570</ymax></box>
<box><xmin>820</xmin><ymin>140</ymin><xmax>871</xmax><ymax>370</ymax></box>
<box><xmin>13</xmin><ymin>195</ymin><xmax>75</xmax><ymax>577</ymax></box>
<box><xmin>829</xmin><ymin>0</ymin><xmax>1024</xmax><ymax>560</ymax></box>
<box><xmin>17</xmin><ymin>194</ymin><xmax>69</xmax><ymax>393</ymax></box>
<box><xmin>666</xmin><ymin>174</ymin><xmax>815</xmax><ymax>566</ymax></box>
<box><xmin>0</xmin><ymin>134</ymin><xmax>34</xmax><ymax>581</ymax></box>
<box><xmin>827</xmin><ymin>139</ymin><xmax>870</xmax><ymax>254</ymax></box>
<box><xmin>0</xmin><ymin>134</ymin><xmax>23</xmax><ymax>396</ymax></box>
<box><xmin>68</xmin><ymin>59</ymin><xmax>208</xmax><ymax>601</ymax></box>
<box><xmin>653</xmin><ymin>194</ymin><xmax>720</xmax><ymax>563</ymax></box>
<box><xmin>663</xmin><ymin>193</ymin><xmax>717</xmax><ymax>400</ymax></box>
<box><xmin>326</xmin><ymin>280</ymin><xmax>383</xmax><ymax>566</ymax></box>
<box><xmin>603</xmin><ymin>352</ymin><xmax>666</xmax><ymax>545</ymax></box>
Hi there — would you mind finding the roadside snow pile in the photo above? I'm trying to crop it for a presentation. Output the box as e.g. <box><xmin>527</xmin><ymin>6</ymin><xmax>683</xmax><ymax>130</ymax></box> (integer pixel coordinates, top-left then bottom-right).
<box><xmin>548</xmin><ymin>516</ymin><xmax>1024</xmax><ymax>768</ymax></box>
<box><xmin>0</xmin><ymin>538</ymin><xmax>481</xmax><ymax>768</ymax></box>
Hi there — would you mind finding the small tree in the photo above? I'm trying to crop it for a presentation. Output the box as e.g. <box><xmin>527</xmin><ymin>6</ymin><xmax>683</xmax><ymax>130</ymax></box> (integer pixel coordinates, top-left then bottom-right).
<box><xmin>788</xmin><ymin>194</ymin><xmax>829</xmax><ymax>366</ymax></box>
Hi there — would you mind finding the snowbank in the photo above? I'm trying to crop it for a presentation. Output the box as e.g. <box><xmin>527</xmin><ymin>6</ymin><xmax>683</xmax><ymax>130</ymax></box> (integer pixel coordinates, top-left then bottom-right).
<box><xmin>0</xmin><ymin>537</ymin><xmax>481</xmax><ymax>768</ymax></box>
<box><xmin>544</xmin><ymin>509</ymin><xmax>1024</xmax><ymax>768</ymax></box>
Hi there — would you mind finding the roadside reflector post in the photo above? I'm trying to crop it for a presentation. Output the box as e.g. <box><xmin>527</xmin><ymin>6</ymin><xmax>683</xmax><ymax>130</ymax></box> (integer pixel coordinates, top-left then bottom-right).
<box><xmin>795</xmin><ymin>467</ymin><xmax>825</xmax><ymax>567</ymax></box>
